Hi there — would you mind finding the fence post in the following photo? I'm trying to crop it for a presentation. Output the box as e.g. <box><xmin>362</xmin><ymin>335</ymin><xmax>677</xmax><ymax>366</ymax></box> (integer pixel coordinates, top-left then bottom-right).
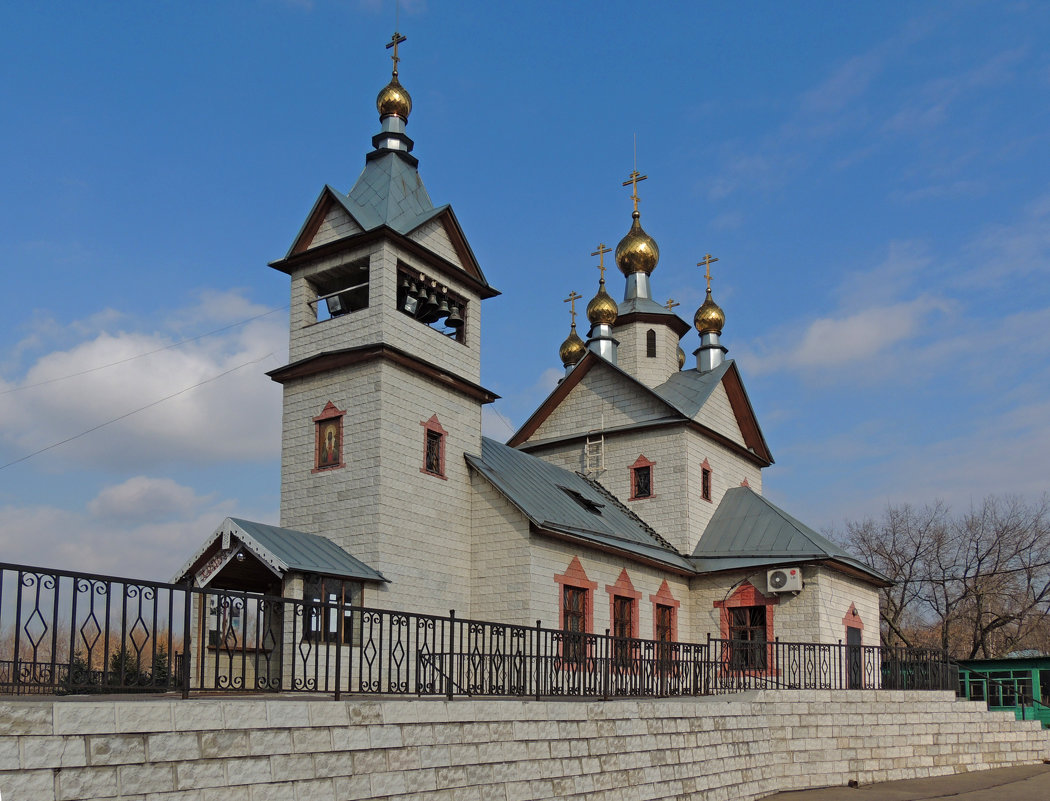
<box><xmin>603</xmin><ymin>629</ymin><xmax>610</xmax><ymax>701</ymax></box>
<box><xmin>181</xmin><ymin>582</ymin><xmax>192</xmax><ymax>699</ymax></box>
<box><xmin>334</xmin><ymin>606</ymin><xmax>342</xmax><ymax>701</ymax></box>
<box><xmin>447</xmin><ymin>610</ymin><xmax>455</xmax><ymax>701</ymax></box>
<box><xmin>535</xmin><ymin>619</ymin><xmax>542</xmax><ymax>701</ymax></box>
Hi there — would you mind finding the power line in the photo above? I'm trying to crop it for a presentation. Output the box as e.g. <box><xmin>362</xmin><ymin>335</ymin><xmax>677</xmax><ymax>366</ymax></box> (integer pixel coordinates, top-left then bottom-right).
<box><xmin>1</xmin><ymin>304</ymin><xmax>288</xmax><ymax>396</ymax></box>
<box><xmin>0</xmin><ymin>353</ymin><xmax>275</xmax><ymax>472</ymax></box>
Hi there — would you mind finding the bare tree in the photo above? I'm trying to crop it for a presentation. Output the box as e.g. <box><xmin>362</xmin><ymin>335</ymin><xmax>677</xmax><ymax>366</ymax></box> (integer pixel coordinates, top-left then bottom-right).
<box><xmin>839</xmin><ymin>495</ymin><xmax>1050</xmax><ymax>659</ymax></box>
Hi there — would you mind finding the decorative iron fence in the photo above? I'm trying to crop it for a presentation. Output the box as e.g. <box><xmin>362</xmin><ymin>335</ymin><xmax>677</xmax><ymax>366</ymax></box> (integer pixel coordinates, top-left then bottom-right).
<box><xmin>0</xmin><ymin>561</ymin><xmax>954</xmax><ymax>699</ymax></box>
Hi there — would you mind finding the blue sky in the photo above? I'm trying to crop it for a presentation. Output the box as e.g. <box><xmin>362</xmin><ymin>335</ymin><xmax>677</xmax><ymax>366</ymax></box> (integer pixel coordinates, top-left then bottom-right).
<box><xmin>1</xmin><ymin>1</ymin><xmax>1048</xmax><ymax>579</ymax></box>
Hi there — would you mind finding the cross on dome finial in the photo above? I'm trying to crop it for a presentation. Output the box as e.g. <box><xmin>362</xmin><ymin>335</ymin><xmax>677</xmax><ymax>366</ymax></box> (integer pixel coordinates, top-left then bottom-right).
<box><xmin>666</xmin><ymin>298</ymin><xmax>680</xmax><ymax>311</ymax></box>
<box><xmin>622</xmin><ymin>170</ymin><xmax>648</xmax><ymax>215</ymax></box>
<box><xmin>591</xmin><ymin>243</ymin><xmax>612</xmax><ymax>282</ymax></box>
<box><xmin>698</xmin><ymin>253</ymin><xmax>720</xmax><ymax>293</ymax></box>
<box><xmin>563</xmin><ymin>291</ymin><xmax>583</xmax><ymax>326</ymax></box>
<box><xmin>386</xmin><ymin>31</ymin><xmax>407</xmax><ymax>78</ymax></box>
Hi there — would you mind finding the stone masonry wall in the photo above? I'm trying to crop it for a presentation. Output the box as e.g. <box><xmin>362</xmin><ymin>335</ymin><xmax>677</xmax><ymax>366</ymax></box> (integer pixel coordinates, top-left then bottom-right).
<box><xmin>2</xmin><ymin>691</ymin><xmax>1048</xmax><ymax>801</ymax></box>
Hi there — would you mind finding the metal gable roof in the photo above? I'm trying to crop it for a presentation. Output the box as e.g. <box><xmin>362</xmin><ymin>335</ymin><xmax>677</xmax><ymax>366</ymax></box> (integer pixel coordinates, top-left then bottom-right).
<box><xmin>173</xmin><ymin>517</ymin><xmax>387</xmax><ymax>584</ymax></box>
<box><xmin>468</xmin><ymin>438</ymin><xmax>693</xmax><ymax>572</ymax></box>
<box><xmin>690</xmin><ymin>487</ymin><xmax>889</xmax><ymax>582</ymax></box>
<box><xmin>652</xmin><ymin>360</ymin><xmax>732</xmax><ymax>420</ymax></box>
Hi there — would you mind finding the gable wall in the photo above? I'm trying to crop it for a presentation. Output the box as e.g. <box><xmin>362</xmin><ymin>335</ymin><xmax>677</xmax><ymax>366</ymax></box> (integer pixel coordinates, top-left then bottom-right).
<box><xmin>530</xmin><ymin>367</ymin><xmax>672</xmax><ymax>443</ymax></box>
<box><xmin>697</xmin><ymin>380</ymin><xmax>746</xmax><ymax>448</ymax></box>
<box><xmin>407</xmin><ymin>217</ymin><xmax>464</xmax><ymax>270</ymax></box>
<box><xmin>309</xmin><ymin>203</ymin><xmax>363</xmax><ymax>249</ymax></box>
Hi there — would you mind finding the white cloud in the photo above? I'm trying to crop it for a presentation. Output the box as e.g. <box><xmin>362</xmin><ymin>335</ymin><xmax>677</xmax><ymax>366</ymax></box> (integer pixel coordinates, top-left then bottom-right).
<box><xmin>0</xmin><ymin>477</ymin><xmax>267</xmax><ymax>580</ymax></box>
<box><xmin>88</xmin><ymin>476</ymin><xmax>206</xmax><ymax>524</ymax></box>
<box><xmin>0</xmin><ymin>292</ymin><xmax>287</xmax><ymax>472</ymax></box>
<box><xmin>481</xmin><ymin>406</ymin><xmax>516</xmax><ymax>441</ymax></box>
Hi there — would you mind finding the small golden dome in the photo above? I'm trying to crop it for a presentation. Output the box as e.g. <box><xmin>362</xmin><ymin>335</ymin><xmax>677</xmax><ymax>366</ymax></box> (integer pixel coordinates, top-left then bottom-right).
<box><xmin>694</xmin><ymin>288</ymin><xmax>726</xmax><ymax>335</ymax></box>
<box><xmin>615</xmin><ymin>212</ymin><xmax>660</xmax><ymax>276</ymax></box>
<box><xmin>677</xmin><ymin>344</ymin><xmax>686</xmax><ymax>370</ymax></box>
<box><xmin>559</xmin><ymin>325</ymin><xmax>587</xmax><ymax>367</ymax></box>
<box><xmin>587</xmin><ymin>281</ymin><xmax>619</xmax><ymax>326</ymax></box>
<box><xmin>376</xmin><ymin>76</ymin><xmax>412</xmax><ymax>120</ymax></box>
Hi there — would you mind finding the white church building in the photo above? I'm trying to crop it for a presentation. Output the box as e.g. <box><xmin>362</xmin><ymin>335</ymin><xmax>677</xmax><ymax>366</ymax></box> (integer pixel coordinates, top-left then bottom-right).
<box><xmin>174</xmin><ymin>35</ymin><xmax>887</xmax><ymax>662</ymax></box>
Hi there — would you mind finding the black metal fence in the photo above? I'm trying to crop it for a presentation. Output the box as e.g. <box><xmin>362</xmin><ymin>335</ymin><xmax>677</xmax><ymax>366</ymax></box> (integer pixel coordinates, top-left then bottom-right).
<box><xmin>0</xmin><ymin>561</ymin><xmax>954</xmax><ymax>699</ymax></box>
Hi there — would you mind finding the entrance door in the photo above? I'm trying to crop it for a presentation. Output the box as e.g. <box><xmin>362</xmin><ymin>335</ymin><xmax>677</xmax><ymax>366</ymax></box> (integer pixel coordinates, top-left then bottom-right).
<box><xmin>846</xmin><ymin>626</ymin><xmax>863</xmax><ymax>689</ymax></box>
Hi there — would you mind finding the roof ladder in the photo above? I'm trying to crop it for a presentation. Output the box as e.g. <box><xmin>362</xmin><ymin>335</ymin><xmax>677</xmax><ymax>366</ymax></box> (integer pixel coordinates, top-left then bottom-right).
<box><xmin>585</xmin><ymin>432</ymin><xmax>605</xmax><ymax>477</ymax></box>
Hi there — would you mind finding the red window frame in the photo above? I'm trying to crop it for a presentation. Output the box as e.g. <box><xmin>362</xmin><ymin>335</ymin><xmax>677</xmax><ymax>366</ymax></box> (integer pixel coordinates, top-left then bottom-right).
<box><xmin>700</xmin><ymin>458</ymin><xmax>713</xmax><ymax>502</ymax></box>
<box><xmin>714</xmin><ymin>582</ymin><xmax>779</xmax><ymax>676</ymax></box>
<box><xmin>555</xmin><ymin>557</ymin><xmax>596</xmax><ymax>666</ymax></box>
<box><xmin>420</xmin><ymin>414</ymin><xmax>448</xmax><ymax>479</ymax></box>
<box><xmin>629</xmin><ymin>455</ymin><xmax>655</xmax><ymax>501</ymax></box>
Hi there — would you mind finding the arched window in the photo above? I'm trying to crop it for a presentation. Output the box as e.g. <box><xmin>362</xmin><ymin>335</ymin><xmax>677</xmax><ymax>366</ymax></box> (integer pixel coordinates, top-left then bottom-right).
<box><xmin>646</xmin><ymin>329</ymin><xmax>657</xmax><ymax>358</ymax></box>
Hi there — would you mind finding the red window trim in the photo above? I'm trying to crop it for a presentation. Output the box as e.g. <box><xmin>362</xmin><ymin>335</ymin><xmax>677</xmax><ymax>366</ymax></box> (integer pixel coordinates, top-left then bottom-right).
<box><xmin>605</xmin><ymin>569</ymin><xmax>641</xmax><ymax>639</ymax></box>
<box><xmin>628</xmin><ymin>454</ymin><xmax>655</xmax><ymax>501</ymax></box>
<box><xmin>714</xmin><ymin>582</ymin><xmax>779</xmax><ymax>676</ymax></box>
<box><xmin>555</xmin><ymin>557</ymin><xmax>597</xmax><ymax>666</ymax></box>
<box><xmin>842</xmin><ymin>603</ymin><xmax>864</xmax><ymax>638</ymax></box>
<box><xmin>555</xmin><ymin>557</ymin><xmax>596</xmax><ymax>634</ymax></box>
<box><xmin>312</xmin><ymin>401</ymin><xmax>346</xmax><ymax>473</ymax></box>
<box><xmin>650</xmin><ymin>580</ymin><xmax>681</xmax><ymax>642</ymax></box>
<box><xmin>420</xmin><ymin>414</ymin><xmax>448</xmax><ymax>479</ymax></box>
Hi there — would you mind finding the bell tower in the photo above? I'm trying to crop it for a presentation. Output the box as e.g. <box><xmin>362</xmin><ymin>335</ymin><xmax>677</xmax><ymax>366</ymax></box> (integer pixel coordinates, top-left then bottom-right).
<box><xmin>266</xmin><ymin>33</ymin><xmax>499</xmax><ymax>613</ymax></box>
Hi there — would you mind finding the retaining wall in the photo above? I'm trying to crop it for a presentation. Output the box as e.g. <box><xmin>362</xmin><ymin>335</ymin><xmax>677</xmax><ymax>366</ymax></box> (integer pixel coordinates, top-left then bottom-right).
<box><xmin>1</xmin><ymin>690</ymin><xmax>1048</xmax><ymax>801</ymax></box>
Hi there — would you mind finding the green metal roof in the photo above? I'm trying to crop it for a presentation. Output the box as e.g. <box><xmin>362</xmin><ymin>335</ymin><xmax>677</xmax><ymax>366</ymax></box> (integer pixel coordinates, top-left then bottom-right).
<box><xmin>652</xmin><ymin>360</ymin><xmax>732</xmax><ymax>419</ymax></box>
<box><xmin>690</xmin><ymin>487</ymin><xmax>888</xmax><ymax>582</ymax></box>
<box><xmin>174</xmin><ymin>517</ymin><xmax>387</xmax><ymax>584</ymax></box>
<box><xmin>468</xmin><ymin>438</ymin><xmax>693</xmax><ymax>572</ymax></box>
<box><xmin>341</xmin><ymin>152</ymin><xmax>447</xmax><ymax>235</ymax></box>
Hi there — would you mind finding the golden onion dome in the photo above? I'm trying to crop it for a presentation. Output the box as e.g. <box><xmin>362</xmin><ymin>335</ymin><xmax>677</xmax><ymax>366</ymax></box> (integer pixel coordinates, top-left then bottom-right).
<box><xmin>615</xmin><ymin>212</ymin><xmax>660</xmax><ymax>276</ymax></box>
<box><xmin>559</xmin><ymin>324</ymin><xmax>587</xmax><ymax>367</ymax></box>
<box><xmin>677</xmin><ymin>344</ymin><xmax>686</xmax><ymax>370</ymax></box>
<box><xmin>376</xmin><ymin>76</ymin><xmax>412</xmax><ymax>120</ymax></box>
<box><xmin>694</xmin><ymin>288</ymin><xmax>726</xmax><ymax>335</ymax></box>
<box><xmin>587</xmin><ymin>281</ymin><xmax>619</xmax><ymax>326</ymax></box>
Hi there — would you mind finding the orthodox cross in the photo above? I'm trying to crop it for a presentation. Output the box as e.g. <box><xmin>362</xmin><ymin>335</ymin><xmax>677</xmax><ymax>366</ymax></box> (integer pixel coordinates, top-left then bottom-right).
<box><xmin>622</xmin><ymin>170</ymin><xmax>648</xmax><ymax>214</ymax></box>
<box><xmin>563</xmin><ymin>291</ymin><xmax>583</xmax><ymax>327</ymax></box>
<box><xmin>697</xmin><ymin>253</ymin><xmax>719</xmax><ymax>292</ymax></box>
<box><xmin>665</xmin><ymin>298</ymin><xmax>680</xmax><ymax>311</ymax></box>
<box><xmin>386</xmin><ymin>31</ymin><xmax>407</xmax><ymax>76</ymax></box>
<box><xmin>591</xmin><ymin>243</ymin><xmax>612</xmax><ymax>282</ymax></box>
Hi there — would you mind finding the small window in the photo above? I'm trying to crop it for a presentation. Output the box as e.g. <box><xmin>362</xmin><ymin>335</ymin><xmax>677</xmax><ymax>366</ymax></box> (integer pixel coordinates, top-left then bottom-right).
<box><xmin>420</xmin><ymin>415</ymin><xmax>448</xmax><ymax>478</ymax></box>
<box><xmin>646</xmin><ymin>329</ymin><xmax>657</xmax><ymax>358</ymax></box>
<box><xmin>633</xmin><ymin>466</ymin><xmax>651</xmax><ymax>498</ymax></box>
<box><xmin>629</xmin><ymin>455</ymin><xmax>655</xmax><ymax>501</ymax></box>
<box><xmin>303</xmin><ymin>576</ymin><xmax>361</xmax><ymax>645</ymax></box>
<box><xmin>701</xmin><ymin>460</ymin><xmax>713</xmax><ymax>502</ymax></box>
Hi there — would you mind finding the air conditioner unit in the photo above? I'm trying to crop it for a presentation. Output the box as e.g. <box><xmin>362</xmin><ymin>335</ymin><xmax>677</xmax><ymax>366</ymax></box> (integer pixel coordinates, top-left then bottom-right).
<box><xmin>767</xmin><ymin>567</ymin><xmax>802</xmax><ymax>593</ymax></box>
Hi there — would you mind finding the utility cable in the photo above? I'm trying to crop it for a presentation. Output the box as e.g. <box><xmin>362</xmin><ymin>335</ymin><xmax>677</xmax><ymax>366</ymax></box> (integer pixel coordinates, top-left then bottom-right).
<box><xmin>0</xmin><ymin>353</ymin><xmax>275</xmax><ymax>471</ymax></box>
<box><xmin>1</xmin><ymin>304</ymin><xmax>288</xmax><ymax>396</ymax></box>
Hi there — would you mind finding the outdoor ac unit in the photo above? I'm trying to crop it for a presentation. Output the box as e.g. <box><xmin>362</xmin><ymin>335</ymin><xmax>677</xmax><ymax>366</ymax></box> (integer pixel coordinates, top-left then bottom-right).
<box><xmin>767</xmin><ymin>567</ymin><xmax>802</xmax><ymax>593</ymax></box>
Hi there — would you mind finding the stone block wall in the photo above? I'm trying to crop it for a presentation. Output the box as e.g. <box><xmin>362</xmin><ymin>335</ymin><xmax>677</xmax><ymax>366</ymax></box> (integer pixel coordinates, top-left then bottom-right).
<box><xmin>1</xmin><ymin>690</ymin><xmax>1048</xmax><ymax>801</ymax></box>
